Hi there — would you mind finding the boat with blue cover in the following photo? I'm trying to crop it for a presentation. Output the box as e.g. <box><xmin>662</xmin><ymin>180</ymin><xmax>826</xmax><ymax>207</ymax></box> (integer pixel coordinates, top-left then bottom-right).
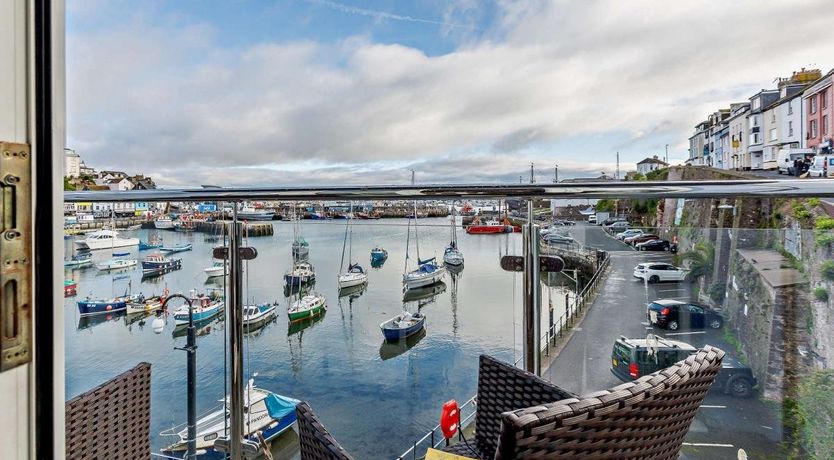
<box><xmin>138</xmin><ymin>239</ymin><xmax>163</xmax><ymax>250</ymax></box>
<box><xmin>173</xmin><ymin>291</ymin><xmax>224</xmax><ymax>326</ymax></box>
<box><xmin>160</xmin><ymin>379</ymin><xmax>299</xmax><ymax>459</ymax></box>
<box><xmin>243</xmin><ymin>303</ymin><xmax>278</xmax><ymax>331</ymax></box>
<box><xmin>64</xmin><ymin>252</ymin><xmax>93</xmax><ymax>268</ymax></box>
<box><xmin>380</xmin><ymin>311</ymin><xmax>426</xmax><ymax>341</ymax></box>
<box><xmin>370</xmin><ymin>247</ymin><xmax>388</xmax><ymax>264</ymax></box>
<box><xmin>160</xmin><ymin>243</ymin><xmax>193</xmax><ymax>254</ymax></box>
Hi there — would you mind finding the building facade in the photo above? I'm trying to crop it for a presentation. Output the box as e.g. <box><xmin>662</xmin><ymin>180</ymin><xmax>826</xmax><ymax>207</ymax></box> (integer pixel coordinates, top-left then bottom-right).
<box><xmin>727</xmin><ymin>103</ymin><xmax>751</xmax><ymax>170</ymax></box>
<box><xmin>63</xmin><ymin>148</ymin><xmax>81</xmax><ymax>178</ymax></box>
<box><xmin>636</xmin><ymin>156</ymin><xmax>668</xmax><ymax>175</ymax></box>
<box><xmin>803</xmin><ymin>69</ymin><xmax>834</xmax><ymax>155</ymax></box>
<box><xmin>688</xmin><ymin>121</ymin><xmax>709</xmax><ymax>165</ymax></box>
<box><xmin>748</xmin><ymin>90</ymin><xmax>780</xmax><ymax>170</ymax></box>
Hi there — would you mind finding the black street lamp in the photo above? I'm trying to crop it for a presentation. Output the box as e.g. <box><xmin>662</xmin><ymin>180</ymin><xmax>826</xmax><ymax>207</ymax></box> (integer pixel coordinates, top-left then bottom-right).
<box><xmin>162</xmin><ymin>293</ymin><xmax>197</xmax><ymax>459</ymax></box>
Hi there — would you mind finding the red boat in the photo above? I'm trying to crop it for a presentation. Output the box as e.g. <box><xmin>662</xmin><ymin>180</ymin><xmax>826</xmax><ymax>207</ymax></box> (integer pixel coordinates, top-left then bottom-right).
<box><xmin>465</xmin><ymin>218</ymin><xmax>513</xmax><ymax>234</ymax></box>
<box><xmin>64</xmin><ymin>280</ymin><xmax>78</xmax><ymax>297</ymax></box>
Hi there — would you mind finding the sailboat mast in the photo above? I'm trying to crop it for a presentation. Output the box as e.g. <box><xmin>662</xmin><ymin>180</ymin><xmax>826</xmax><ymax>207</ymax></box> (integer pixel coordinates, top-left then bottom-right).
<box><xmin>348</xmin><ymin>202</ymin><xmax>353</xmax><ymax>264</ymax></box>
<box><xmin>413</xmin><ymin>200</ymin><xmax>421</xmax><ymax>262</ymax></box>
<box><xmin>339</xmin><ymin>208</ymin><xmax>348</xmax><ymax>271</ymax></box>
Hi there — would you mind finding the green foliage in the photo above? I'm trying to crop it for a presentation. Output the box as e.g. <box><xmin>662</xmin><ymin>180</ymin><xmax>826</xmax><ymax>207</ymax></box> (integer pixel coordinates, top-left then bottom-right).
<box><xmin>631</xmin><ymin>199</ymin><xmax>658</xmax><ymax>215</ymax></box>
<box><xmin>793</xmin><ymin>202</ymin><xmax>811</xmax><ymax>220</ymax></box>
<box><xmin>807</xmin><ymin>198</ymin><xmax>821</xmax><ymax>208</ymax></box>
<box><xmin>645</xmin><ymin>168</ymin><xmax>669</xmax><ymax>181</ymax></box>
<box><xmin>63</xmin><ymin>177</ymin><xmax>75</xmax><ymax>191</ymax></box>
<box><xmin>709</xmin><ymin>283</ymin><xmax>726</xmax><ymax>304</ymax></box>
<box><xmin>822</xmin><ymin>261</ymin><xmax>834</xmax><ymax>282</ymax></box>
<box><xmin>815</xmin><ymin>231</ymin><xmax>834</xmax><ymax>249</ymax></box>
<box><xmin>813</xmin><ymin>287</ymin><xmax>829</xmax><ymax>302</ymax></box>
<box><xmin>815</xmin><ymin>217</ymin><xmax>834</xmax><ymax>230</ymax></box>
<box><xmin>629</xmin><ymin>172</ymin><xmax>646</xmax><ymax>181</ymax></box>
<box><xmin>681</xmin><ymin>241</ymin><xmax>715</xmax><ymax>282</ymax></box>
<box><xmin>595</xmin><ymin>199</ymin><xmax>615</xmax><ymax>212</ymax></box>
<box><xmin>791</xmin><ymin>370</ymin><xmax>834</xmax><ymax>459</ymax></box>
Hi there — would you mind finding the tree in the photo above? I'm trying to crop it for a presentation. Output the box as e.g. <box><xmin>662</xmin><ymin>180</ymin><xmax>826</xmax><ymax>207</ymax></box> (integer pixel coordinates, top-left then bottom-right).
<box><xmin>595</xmin><ymin>199</ymin><xmax>615</xmax><ymax>212</ymax></box>
<box><xmin>63</xmin><ymin>177</ymin><xmax>76</xmax><ymax>191</ymax></box>
<box><xmin>681</xmin><ymin>241</ymin><xmax>715</xmax><ymax>283</ymax></box>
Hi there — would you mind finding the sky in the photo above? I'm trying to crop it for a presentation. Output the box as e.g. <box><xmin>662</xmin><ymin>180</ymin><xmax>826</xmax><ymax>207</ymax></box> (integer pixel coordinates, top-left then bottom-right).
<box><xmin>67</xmin><ymin>0</ymin><xmax>834</xmax><ymax>187</ymax></box>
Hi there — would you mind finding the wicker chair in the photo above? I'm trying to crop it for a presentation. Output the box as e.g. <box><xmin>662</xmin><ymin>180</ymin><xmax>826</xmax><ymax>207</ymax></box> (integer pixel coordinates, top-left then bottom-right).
<box><xmin>296</xmin><ymin>401</ymin><xmax>354</xmax><ymax>460</ymax></box>
<box><xmin>445</xmin><ymin>346</ymin><xmax>725</xmax><ymax>460</ymax></box>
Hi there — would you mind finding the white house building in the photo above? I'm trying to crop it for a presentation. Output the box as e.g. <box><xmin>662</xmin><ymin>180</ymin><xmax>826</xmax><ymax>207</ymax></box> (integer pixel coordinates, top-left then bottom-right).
<box><xmin>636</xmin><ymin>156</ymin><xmax>668</xmax><ymax>175</ymax></box>
<box><xmin>727</xmin><ymin>102</ymin><xmax>751</xmax><ymax>170</ymax></box>
<box><xmin>106</xmin><ymin>177</ymin><xmax>134</xmax><ymax>191</ymax></box>
<box><xmin>63</xmin><ymin>148</ymin><xmax>81</xmax><ymax>178</ymax></box>
<box><xmin>747</xmin><ymin>89</ymin><xmax>780</xmax><ymax>170</ymax></box>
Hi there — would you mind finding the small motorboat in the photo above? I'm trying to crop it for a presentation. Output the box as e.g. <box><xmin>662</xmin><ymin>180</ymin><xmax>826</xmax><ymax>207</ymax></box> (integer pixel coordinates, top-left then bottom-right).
<box><xmin>160</xmin><ymin>379</ymin><xmax>299</xmax><ymax>459</ymax></box>
<box><xmin>370</xmin><ymin>247</ymin><xmax>388</xmax><ymax>264</ymax></box>
<box><xmin>74</xmin><ymin>229</ymin><xmax>140</xmax><ymax>250</ymax></box>
<box><xmin>141</xmin><ymin>254</ymin><xmax>182</xmax><ymax>273</ymax></box>
<box><xmin>284</xmin><ymin>261</ymin><xmax>315</xmax><ymax>286</ymax></box>
<box><xmin>138</xmin><ymin>239</ymin><xmax>163</xmax><ymax>250</ymax></box>
<box><xmin>403</xmin><ymin>258</ymin><xmax>446</xmax><ymax>290</ymax></box>
<box><xmin>64</xmin><ymin>280</ymin><xmax>78</xmax><ymax>297</ymax></box>
<box><xmin>64</xmin><ymin>252</ymin><xmax>93</xmax><ymax>268</ymax></box>
<box><xmin>338</xmin><ymin>263</ymin><xmax>368</xmax><ymax>289</ymax></box>
<box><xmin>126</xmin><ymin>294</ymin><xmax>166</xmax><ymax>315</ymax></box>
<box><xmin>173</xmin><ymin>291</ymin><xmax>225</xmax><ymax>325</ymax></box>
<box><xmin>380</xmin><ymin>311</ymin><xmax>426</xmax><ymax>341</ymax></box>
<box><xmin>287</xmin><ymin>292</ymin><xmax>326</xmax><ymax>322</ymax></box>
<box><xmin>96</xmin><ymin>252</ymin><xmax>138</xmax><ymax>271</ymax></box>
<box><xmin>203</xmin><ymin>260</ymin><xmax>227</xmax><ymax>279</ymax></box>
<box><xmin>77</xmin><ymin>297</ymin><xmax>128</xmax><ymax>316</ymax></box>
<box><xmin>154</xmin><ymin>217</ymin><xmax>175</xmax><ymax>230</ymax></box>
<box><xmin>243</xmin><ymin>303</ymin><xmax>278</xmax><ymax>330</ymax></box>
<box><xmin>160</xmin><ymin>243</ymin><xmax>193</xmax><ymax>253</ymax></box>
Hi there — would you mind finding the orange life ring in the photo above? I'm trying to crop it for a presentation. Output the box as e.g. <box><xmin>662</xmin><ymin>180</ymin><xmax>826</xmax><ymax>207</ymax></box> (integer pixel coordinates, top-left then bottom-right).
<box><xmin>439</xmin><ymin>400</ymin><xmax>460</xmax><ymax>439</ymax></box>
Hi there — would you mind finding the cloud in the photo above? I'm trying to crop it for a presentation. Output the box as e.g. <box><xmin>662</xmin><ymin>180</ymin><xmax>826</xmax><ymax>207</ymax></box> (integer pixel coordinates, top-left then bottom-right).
<box><xmin>67</xmin><ymin>0</ymin><xmax>834</xmax><ymax>187</ymax></box>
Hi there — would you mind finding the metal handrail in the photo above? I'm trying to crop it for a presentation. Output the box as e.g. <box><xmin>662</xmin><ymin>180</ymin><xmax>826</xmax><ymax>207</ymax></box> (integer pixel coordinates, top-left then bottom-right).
<box><xmin>64</xmin><ymin>179</ymin><xmax>834</xmax><ymax>202</ymax></box>
<box><xmin>396</xmin><ymin>395</ymin><xmax>478</xmax><ymax>460</ymax></box>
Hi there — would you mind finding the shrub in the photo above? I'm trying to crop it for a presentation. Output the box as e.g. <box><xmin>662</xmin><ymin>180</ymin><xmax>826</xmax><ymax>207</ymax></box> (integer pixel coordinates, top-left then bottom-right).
<box><xmin>709</xmin><ymin>283</ymin><xmax>726</xmax><ymax>304</ymax></box>
<box><xmin>813</xmin><ymin>287</ymin><xmax>829</xmax><ymax>302</ymax></box>
<box><xmin>791</xmin><ymin>370</ymin><xmax>834</xmax><ymax>458</ymax></box>
<box><xmin>595</xmin><ymin>199</ymin><xmax>615</xmax><ymax>212</ymax></box>
<box><xmin>816</xmin><ymin>216</ymin><xmax>834</xmax><ymax>230</ymax></box>
<box><xmin>816</xmin><ymin>232</ymin><xmax>834</xmax><ymax>249</ymax></box>
<box><xmin>807</xmin><ymin>197</ymin><xmax>821</xmax><ymax>207</ymax></box>
<box><xmin>822</xmin><ymin>261</ymin><xmax>834</xmax><ymax>281</ymax></box>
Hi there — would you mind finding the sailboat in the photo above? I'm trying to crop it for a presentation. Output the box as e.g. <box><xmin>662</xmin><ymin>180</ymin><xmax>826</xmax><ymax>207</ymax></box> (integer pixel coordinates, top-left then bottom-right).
<box><xmin>287</xmin><ymin>292</ymin><xmax>326</xmax><ymax>322</ymax></box>
<box><xmin>443</xmin><ymin>202</ymin><xmax>464</xmax><ymax>267</ymax></box>
<box><xmin>338</xmin><ymin>203</ymin><xmax>368</xmax><ymax>290</ymax></box>
<box><xmin>402</xmin><ymin>200</ymin><xmax>445</xmax><ymax>291</ymax></box>
<box><xmin>291</xmin><ymin>207</ymin><xmax>310</xmax><ymax>260</ymax></box>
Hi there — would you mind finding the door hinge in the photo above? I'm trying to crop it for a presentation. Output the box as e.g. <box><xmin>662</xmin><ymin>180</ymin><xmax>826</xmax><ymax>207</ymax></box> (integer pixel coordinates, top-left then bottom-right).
<box><xmin>0</xmin><ymin>141</ymin><xmax>32</xmax><ymax>372</ymax></box>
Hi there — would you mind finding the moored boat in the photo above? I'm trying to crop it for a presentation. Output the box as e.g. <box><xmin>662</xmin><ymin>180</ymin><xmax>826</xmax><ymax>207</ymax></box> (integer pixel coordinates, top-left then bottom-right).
<box><xmin>96</xmin><ymin>252</ymin><xmax>138</xmax><ymax>271</ymax></box>
<box><xmin>64</xmin><ymin>280</ymin><xmax>77</xmax><ymax>297</ymax></box>
<box><xmin>465</xmin><ymin>218</ymin><xmax>512</xmax><ymax>234</ymax></box>
<box><xmin>154</xmin><ymin>217</ymin><xmax>175</xmax><ymax>230</ymax></box>
<box><xmin>238</xmin><ymin>204</ymin><xmax>275</xmax><ymax>221</ymax></box>
<box><xmin>380</xmin><ymin>311</ymin><xmax>426</xmax><ymax>341</ymax></box>
<box><xmin>77</xmin><ymin>297</ymin><xmax>128</xmax><ymax>316</ymax></box>
<box><xmin>74</xmin><ymin>229</ymin><xmax>139</xmax><ymax>250</ymax></box>
<box><xmin>403</xmin><ymin>257</ymin><xmax>446</xmax><ymax>290</ymax></box>
<box><xmin>138</xmin><ymin>239</ymin><xmax>163</xmax><ymax>250</ymax></box>
<box><xmin>243</xmin><ymin>303</ymin><xmax>278</xmax><ymax>330</ymax></box>
<box><xmin>160</xmin><ymin>243</ymin><xmax>193</xmax><ymax>253</ymax></box>
<box><xmin>160</xmin><ymin>380</ymin><xmax>299</xmax><ymax>459</ymax></box>
<box><xmin>126</xmin><ymin>294</ymin><xmax>166</xmax><ymax>315</ymax></box>
<box><xmin>64</xmin><ymin>252</ymin><xmax>93</xmax><ymax>267</ymax></box>
<box><xmin>338</xmin><ymin>264</ymin><xmax>368</xmax><ymax>289</ymax></box>
<box><xmin>141</xmin><ymin>254</ymin><xmax>182</xmax><ymax>273</ymax></box>
<box><xmin>284</xmin><ymin>261</ymin><xmax>315</xmax><ymax>286</ymax></box>
<box><xmin>173</xmin><ymin>292</ymin><xmax>224</xmax><ymax>325</ymax></box>
<box><xmin>287</xmin><ymin>292</ymin><xmax>326</xmax><ymax>322</ymax></box>
<box><xmin>370</xmin><ymin>247</ymin><xmax>388</xmax><ymax>264</ymax></box>
<box><xmin>443</xmin><ymin>203</ymin><xmax>464</xmax><ymax>266</ymax></box>
<box><xmin>203</xmin><ymin>260</ymin><xmax>227</xmax><ymax>279</ymax></box>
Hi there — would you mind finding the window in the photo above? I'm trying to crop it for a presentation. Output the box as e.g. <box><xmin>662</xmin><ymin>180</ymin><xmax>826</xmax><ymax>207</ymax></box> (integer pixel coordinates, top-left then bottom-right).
<box><xmin>810</xmin><ymin>96</ymin><xmax>818</xmax><ymax>114</ymax></box>
<box><xmin>825</xmin><ymin>115</ymin><xmax>830</xmax><ymax>136</ymax></box>
<box><xmin>810</xmin><ymin>119</ymin><xmax>818</xmax><ymax>138</ymax></box>
<box><xmin>753</xmin><ymin>98</ymin><xmax>761</xmax><ymax>110</ymax></box>
<box><xmin>769</xmin><ymin>128</ymin><xmax>777</xmax><ymax>141</ymax></box>
<box><xmin>823</xmin><ymin>90</ymin><xmax>828</xmax><ymax>109</ymax></box>
<box><xmin>789</xmin><ymin>121</ymin><xmax>794</xmax><ymax>137</ymax></box>
<box><xmin>771</xmin><ymin>111</ymin><xmax>776</xmax><ymax>123</ymax></box>
<box><xmin>788</xmin><ymin>100</ymin><xmax>793</xmax><ymax>115</ymax></box>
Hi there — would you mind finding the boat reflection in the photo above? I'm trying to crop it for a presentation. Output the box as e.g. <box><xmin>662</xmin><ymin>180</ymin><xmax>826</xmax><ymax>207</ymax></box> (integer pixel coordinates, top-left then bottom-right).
<box><xmin>402</xmin><ymin>281</ymin><xmax>446</xmax><ymax>303</ymax></box>
<box><xmin>287</xmin><ymin>310</ymin><xmax>326</xmax><ymax>336</ymax></box>
<box><xmin>77</xmin><ymin>311</ymin><xmax>126</xmax><ymax>330</ymax></box>
<box><xmin>379</xmin><ymin>327</ymin><xmax>427</xmax><ymax>361</ymax></box>
<box><xmin>284</xmin><ymin>279</ymin><xmax>315</xmax><ymax>297</ymax></box>
<box><xmin>172</xmin><ymin>317</ymin><xmax>223</xmax><ymax>338</ymax></box>
<box><xmin>141</xmin><ymin>265</ymin><xmax>182</xmax><ymax>280</ymax></box>
<box><xmin>337</xmin><ymin>283</ymin><xmax>366</xmax><ymax>299</ymax></box>
<box><xmin>446</xmin><ymin>262</ymin><xmax>464</xmax><ymax>275</ymax></box>
<box><xmin>124</xmin><ymin>311</ymin><xmax>152</xmax><ymax>327</ymax></box>
<box><xmin>370</xmin><ymin>258</ymin><xmax>386</xmax><ymax>269</ymax></box>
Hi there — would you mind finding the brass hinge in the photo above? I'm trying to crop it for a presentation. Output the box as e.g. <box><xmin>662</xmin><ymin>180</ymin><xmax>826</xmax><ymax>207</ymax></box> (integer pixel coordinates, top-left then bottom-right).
<box><xmin>0</xmin><ymin>141</ymin><xmax>32</xmax><ymax>372</ymax></box>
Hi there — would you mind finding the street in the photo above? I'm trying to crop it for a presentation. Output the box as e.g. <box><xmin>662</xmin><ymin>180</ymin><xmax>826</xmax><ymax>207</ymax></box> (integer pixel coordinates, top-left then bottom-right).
<box><xmin>543</xmin><ymin>223</ymin><xmax>785</xmax><ymax>460</ymax></box>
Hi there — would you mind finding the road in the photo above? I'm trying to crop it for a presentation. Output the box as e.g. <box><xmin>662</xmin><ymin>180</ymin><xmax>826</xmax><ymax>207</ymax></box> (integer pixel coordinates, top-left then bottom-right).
<box><xmin>542</xmin><ymin>223</ymin><xmax>785</xmax><ymax>459</ymax></box>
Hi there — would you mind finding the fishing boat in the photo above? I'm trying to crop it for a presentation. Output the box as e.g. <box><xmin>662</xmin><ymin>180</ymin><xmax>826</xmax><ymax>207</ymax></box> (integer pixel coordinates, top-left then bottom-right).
<box><xmin>459</xmin><ymin>202</ymin><xmax>477</xmax><ymax>216</ymax></box>
<box><xmin>284</xmin><ymin>261</ymin><xmax>315</xmax><ymax>286</ymax></box>
<box><xmin>238</xmin><ymin>204</ymin><xmax>275</xmax><ymax>221</ymax></box>
<box><xmin>77</xmin><ymin>297</ymin><xmax>128</xmax><ymax>316</ymax></box>
<box><xmin>338</xmin><ymin>204</ymin><xmax>369</xmax><ymax>289</ymax></box>
<box><xmin>380</xmin><ymin>311</ymin><xmax>426</xmax><ymax>341</ymax></box>
<box><xmin>203</xmin><ymin>260</ymin><xmax>227</xmax><ymax>279</ymax></box>
<box><xmin>126</xmin><ymin>294</ymin><xmax>166</xmax><ymax>315</ymax></box>
<box><xmin>64</xmin><ymin>252</ymin><xmax>93</xmax><ymax>267</ymax></box>
<box><xmin>443</xmin><ymin>203</ymin><xmax>464</xmax><ymax>266</ymax></box>
<box><xmin>160</xmin><ymin>380</ymin><xmax>299</xmax><ymax>460</ymax></box>
<box><xmin>243</xmin><ymin>303</ymin><xmax>278</xmax><ymax>330</ymax></box>
<box><xmin>173</xmin><ymin>221</ymin><xmax>195</xmax><ymax>232</ymax></box>
<box><xmin>138</xmin><ymin>239</ymin><xmax>163</xmax><ymax>250</ymax></box>
<box><xmin>370</xmin><ymin>247</ymin><xmax>388</xmax><ymax>264</ymax></box>
<box><xmin>141</xmin><ymin>254</ymin><xmax>182</xmax><ymax>273</ymax></box>
<box><xmin>160</xmin><ymin>243</ymin><xmax>193</xmax><ymax>253</ymax></box>
<box><xmin>64</xmin><ymin>280</ymin><xmax>77</xmax><ymax>297</ymax></box>
<box><xmin>465</xmin><ymin>218</ymin><xmax>512</xmax><ymax>234</ymax></box>
<box><xmin>287</xmin><ymin>292</ymin><xmax>326</xmax><ymax>322</ymax></box>
<box><xmin>154</xmin><ymin>216</ymin><xmax>175</xmax><ymax>229</ymax></box>
<box><xmin>74</xmin><ymin>229</ymin><xmax>139</xmax><ymax>250</ymax></box>
<box><xmin>96</xmin><ymin>252</ymin><xmax>138</xmax><ymax>271</ymax></box>
<box><xmin>173</xmin><ymin>292</ymin><xmax>225</xmax><ymax>325</ymax></box>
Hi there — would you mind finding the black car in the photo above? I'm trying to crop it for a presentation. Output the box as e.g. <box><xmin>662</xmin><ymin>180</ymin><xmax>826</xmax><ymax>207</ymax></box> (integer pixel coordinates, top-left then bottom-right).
<box><xmin>635</xmin><ymin>239</ymin><xmax>670</xmax><ymax>251</ymax></box>
<box><xmin>611</xmin><ymin>336</ymin><xmax>757</xmax><ymax>398</ymax></box>
<box><xmin>647</xmin><ymin>299</ymin><xmax>723</xmax><ymax>330</ymax></box>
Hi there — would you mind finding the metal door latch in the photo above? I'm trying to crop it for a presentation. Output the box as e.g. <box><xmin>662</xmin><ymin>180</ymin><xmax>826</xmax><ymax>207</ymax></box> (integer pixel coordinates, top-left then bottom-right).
<box><xmin>0</xmin><ymin>142</ymin><xmax>32</xmax><ymax>372</ymax></box>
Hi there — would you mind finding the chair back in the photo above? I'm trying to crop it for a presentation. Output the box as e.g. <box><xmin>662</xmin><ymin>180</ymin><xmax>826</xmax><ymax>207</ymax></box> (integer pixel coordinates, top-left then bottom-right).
<box><xmin>496</xmin><ymin>346</ymin><xmax>725</xmax><ymax>459</ymax></box>
<box><xmin>296</xmin><ymin>401</ymin><xmax>354</xmax><ymax>460</ymax></box>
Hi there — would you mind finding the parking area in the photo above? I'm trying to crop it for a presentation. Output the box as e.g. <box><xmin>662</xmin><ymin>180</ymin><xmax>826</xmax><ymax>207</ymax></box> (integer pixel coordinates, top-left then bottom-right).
<box><xmin>542</xmin><ymin>226</ymin><xmax>785</xmax><ymax>459</ymax></box>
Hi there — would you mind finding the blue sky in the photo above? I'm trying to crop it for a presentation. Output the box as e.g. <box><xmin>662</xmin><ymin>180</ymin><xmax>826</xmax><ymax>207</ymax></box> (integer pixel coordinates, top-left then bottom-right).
<box><xmin>66</xmin><ymin>0</ymin><xmax>834</xmax><ymax>186</ymax></box>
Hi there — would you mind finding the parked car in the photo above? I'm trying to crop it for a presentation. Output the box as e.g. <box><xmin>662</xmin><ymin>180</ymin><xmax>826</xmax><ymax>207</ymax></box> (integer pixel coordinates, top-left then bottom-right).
<box><xmin>625</xmin><ymin>233</ymin><xmax>660</xmax><ymax>246</ymax></box>
<box><xmin>633</xmin><ymin>262</ymin><xmax>687</xmax><ymax>283</ymax></box>
<box><xmin>611</xmin><ymin>336</ymin><xmax>757</xmax><ymax>398</ymax></box>
<box><xmin>808</xmin><ymin>155</ymin><xmax>834</xmax><ymax>178</ymax></box>
<box><xmin>635</xmin><ymin>239</ymin><xmax>671</xmax><ymax>251</ymax></box>
<box><xmin>646</xmin><ymin>299</ymin><xmax>723</xmax><ymax>330</ymax></box>
<box><xmin>605</xmin><ymin>221</ymin><xmax>629</xmax><ymax>232</ymax></box>
<box><xmin>616</xmin><ymin>229</ymin><xmax>643</xmax><ymax>240</ymax></box>
<box><xmin>601</xmin><ymin>217</ymin><xmax>627</xmax><ymax>226</ymax></box>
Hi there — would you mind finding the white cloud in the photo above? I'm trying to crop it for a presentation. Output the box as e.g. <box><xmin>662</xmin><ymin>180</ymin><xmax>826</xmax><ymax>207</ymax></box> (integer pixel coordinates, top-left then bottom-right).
<box><xmin>67</xmin><ymin>0</ymin><xmax>834</xmax><ymax>186</ymax></box>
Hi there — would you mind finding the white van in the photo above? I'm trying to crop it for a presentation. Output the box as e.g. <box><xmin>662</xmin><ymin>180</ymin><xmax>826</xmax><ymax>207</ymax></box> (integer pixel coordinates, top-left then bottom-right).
<box><xmin>777</xmin><ymin>148</ymin><xmax>813</xmax><ymax>175</ymax></box>
<box><xmin>807</xmin><ymin>156</ymin><xmax>834</xmax><ymax>178</ymax></box>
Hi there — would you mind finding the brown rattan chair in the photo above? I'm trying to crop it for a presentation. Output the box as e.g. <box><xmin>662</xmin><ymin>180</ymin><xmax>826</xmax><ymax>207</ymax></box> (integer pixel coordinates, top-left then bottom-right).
<box><xmin>296</xmin><ymin>401</ymin><xmax>355</xmax><ymax>460</ymax></box>
<box><xmin>445</xmin><ymin>346</ymin><xmax>725</xmax><ymax>459</ymax></box>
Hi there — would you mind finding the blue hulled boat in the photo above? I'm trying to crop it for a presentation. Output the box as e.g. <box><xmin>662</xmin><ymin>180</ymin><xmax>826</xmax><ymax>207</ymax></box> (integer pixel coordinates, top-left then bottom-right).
<box><xmin>370</xmin><ymin>247</ymin><xmax>388</xmax><ymax>264</ymax></box>
<box><xmin>77</xmin><ymin>297</ymin><xmax>128</xmax><ymax>316</ymax></box>
<box><xmin>138</xmin><ymin>239</ymin><xmax>162</xmax><ymax>250</ymax></box>
<box><xmin>380</xmin><ymin>311</ymin><xmax>426</xmax><ymax>341</ymax></box>
<box><xmin>141</xmin><ymin>254</ymin><xmax>182</xmax><ymax>273</ymax></box>
<box><xmin>173</xmin><ymin>292</ymin><xmax>224</xmax><ymax>325</ymax></box>
<box><xmin>160</xmin><ymin>243</ymin><xmax>193</xmax><ymax>254</ymax></box>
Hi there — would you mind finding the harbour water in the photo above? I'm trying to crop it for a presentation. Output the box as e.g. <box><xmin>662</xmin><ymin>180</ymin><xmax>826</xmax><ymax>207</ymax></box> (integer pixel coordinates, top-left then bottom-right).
<box><xmin>64</xmin><ymin>218</ymin><xmax>573</xmax><ymax>459</ymax></box>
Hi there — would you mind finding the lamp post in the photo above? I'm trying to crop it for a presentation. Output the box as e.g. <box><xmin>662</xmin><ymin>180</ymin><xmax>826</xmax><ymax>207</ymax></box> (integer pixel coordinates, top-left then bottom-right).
<box><xmin>162</xmin><ymin>293</ymin><xmax>197</xmax><ymax>459</ymax></box>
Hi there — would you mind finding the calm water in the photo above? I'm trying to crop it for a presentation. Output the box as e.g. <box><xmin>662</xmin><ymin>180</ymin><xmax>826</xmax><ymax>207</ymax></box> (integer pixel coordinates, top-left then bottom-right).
<box><xmin>64</xmin><ymin>218</ymin><xmax>572</xmax><ymax>459</ymax></box>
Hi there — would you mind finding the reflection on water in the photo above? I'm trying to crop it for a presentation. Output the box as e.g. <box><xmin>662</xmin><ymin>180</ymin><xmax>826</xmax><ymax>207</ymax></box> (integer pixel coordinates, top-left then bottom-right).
<box><xmin>77</xmin><ymin>311</ymin><xmax>126</xmax><ymax>330</ymax></box>
<box><xmin>64</xmin><ymin>219</ymin><xmax>567</xmax><ymax>459</ymax></box>
<box><xmin>379</xmin><ymin>327</ymin><xmax>427</xmax><ymax>361</ymax></box>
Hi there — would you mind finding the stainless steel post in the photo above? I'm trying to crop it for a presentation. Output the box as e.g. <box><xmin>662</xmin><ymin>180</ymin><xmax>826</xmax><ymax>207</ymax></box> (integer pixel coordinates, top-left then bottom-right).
<box><xmin>522</xmin><ymin>200</ymin><xmax>541</xmax><ymax>375</ymax></box>
<box><xmin>228</xmin><ymin>208</ymin><xmax>244</xmax><ymax>459</ymax></box>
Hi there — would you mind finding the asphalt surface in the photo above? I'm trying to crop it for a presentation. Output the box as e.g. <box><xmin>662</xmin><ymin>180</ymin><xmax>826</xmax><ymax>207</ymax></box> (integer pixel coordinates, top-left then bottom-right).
<box><xmin>542</xmin><ymin>223</ymin><xmax>785</xmax><ymax>459</ymax></box>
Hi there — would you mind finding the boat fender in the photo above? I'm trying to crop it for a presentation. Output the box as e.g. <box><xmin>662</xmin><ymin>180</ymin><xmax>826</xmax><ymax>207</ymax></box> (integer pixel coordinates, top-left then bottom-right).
<box><xmin>439</xmin><ymin>400</ymin><xmax>460</xmax><ymax>439</ymax></box>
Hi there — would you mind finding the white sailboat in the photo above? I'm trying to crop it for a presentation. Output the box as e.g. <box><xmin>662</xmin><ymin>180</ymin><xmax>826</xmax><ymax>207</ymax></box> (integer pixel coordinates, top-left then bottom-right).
<box><xmin>443</xmin><ymin>202</ymin><xmax>464</xmax><ymax>266</ymax></box>
<box><xmin>338</xmin><ymin>203</ymin><xmax>368</xmax><ymax>290</ymax></box>
<box><xmin>403</xmin><ymin>188</ymin><xmax>445</xmax><ymax>291</ymax></box>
